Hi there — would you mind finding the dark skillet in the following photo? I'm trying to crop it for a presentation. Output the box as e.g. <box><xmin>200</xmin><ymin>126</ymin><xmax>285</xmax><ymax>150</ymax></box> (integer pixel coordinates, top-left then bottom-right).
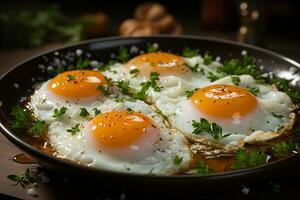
<box><xmin>1</xmin><ymin>35</ymin><xmax>300</xmax><ymax>193</ymax></box>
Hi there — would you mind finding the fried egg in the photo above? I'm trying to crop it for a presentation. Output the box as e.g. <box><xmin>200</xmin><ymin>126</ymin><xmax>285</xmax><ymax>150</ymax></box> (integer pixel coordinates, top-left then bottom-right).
<box><xmin>30</xmin><ymin>70</ymin><xmax>191</xmax><ymax>175</ymax></box>
<box><xmin>160</xmin><ymin>75</ymin><xmax>295</xmax><ymax>150</ymax></box>
<box><xmin>103</xmin><ymin>52</ymin><xmax>221</xmax><ymax>102</ymax></box>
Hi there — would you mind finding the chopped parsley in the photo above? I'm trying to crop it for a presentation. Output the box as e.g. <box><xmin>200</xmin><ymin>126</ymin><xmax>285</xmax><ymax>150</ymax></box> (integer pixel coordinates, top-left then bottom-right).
<box><xmin>195</xmin><ymin>161</ymin><xmax>213</xmax><ymax>175</ymax></box>
<box><xmin>126</xmin><ymin>108</ymin><xmax>134</xmax><ymax>112</ymax></box>
<box><xmin>118</xmin><ymin>47</ymin><xmax>129</xmax><ymax>63</ymax></box>
<box><xmin>28</xmin><ymin>120</ymin><xmax>47</xmax><ymax>137</ymax></box>
<box><xmin>207</xmin><ymin>72</ymin><xmax>219</xmax><ymax>82</ymax></box>
<box><xmin>11</xmin><ymin>106</ymin><xmax>46</xmax><ymax>137</ymax></box>
<box><xmin>203</xmin><ymin>54</ymin><xmax>213</xmax><ymax>65</ymax></box>
<box><xmin>96</xmin><ymin>84</ymin><xmax>111</xmax><ymax>95</ymax></box>
<box><xmin>66</xmin><ymin>74</ymin><xmax>75</xmax><ymax>81</ymax></box>
<box><xmin>192</xmin><ymin>118</ymin><xmax>230</xmax><ymax>141</ymax></box>
<box><xmin>93</xmin><ymin>108</ymin><xmax>101</xmax><ymax>116</ymax></box>
<box><xmin>232</xmin><ymin>148</ymin><xmax>267</xmax><ymax>169</ymax></box>
<box><xmin>247</xmin><ymin>87</ymin><xmax>259</xmax><ymax>96</ymax></box>
<box><xmin>53</xmin><ymin>106</ymin><xmax>67</xmax><ymax>118</ymax></box>
<box><xmin>75</xmin><ymin>58</ymin><xmax>90</xmax><ymax>70</ymax></box>
<box><xmin>7</xmin><ymin>168</ymin><xmax>35</xmax><ymax>188</ymax></box>
<box><xmin>232</xmin><ymin>76</ymin><xmax>241</xmax><ymax>86</ymax></box>
<box><xmin>147</xmin><ymin>43</ymin><xmax>158</xmax><ymax>53</ymax></box>
<box><xmin>67</xmin><ymin>124</ymin><xmax>80</xmax><ymax>135</ymax></box>
<box><xmin>133</xmin><ymin>81</ymin><xmax>151</xmax><ymax>100</ymax></box>
<box><xmin>99</xmin><ymin>60</ymin><xmax>117</xmax><ymax>72</ymax></box>
<box><xmin>217</xmin><ymin>56</ymin><xmax>261</xmax><ymax>79</ymax></box>
<box><xmin>271</xmin><ymin>112</ymin><xmax>284</xmax><ymax>119</ymax></box>
<box><xmin>173</xmin><ymin>155</ymin><xmax>183</xmax><ymax>165</ymax></box>
<box><xmin>185</xmin><ymin>88</ymin><xmax>198</xmax><ymax>98</ymax></box>
<box><xmin>79</xmin><ymin>108</ymin><xmax>89</xmax><ymax>117</ymax></box>
<box><xmin>150</xmin><ymin>72</ymin><xmax>161</xmax><ymax>91</ymax></box>
<box><xmin>189</xmin><ymin>63</ymin><xmax>200</xmax><ymax>73</ymax></box>
<box><xmin>11</xmin><ymin>106</ymin><xmax>29</xmax><ymax>129</ymax></box>
<box><xmin>272</xmin><ymin>140</ymin><xmax>298</xmax><ymax>156</ymax></box>
<box><xmin>182</xmin><ymin>47</ymin><xmax>199</xmax><ymax>58</ymax></box>
<box><xmin>116</xmin><ymin>80</ymin><xmax>130</xmax><ymax>95</ymax></box>
<box><xmin>130</xmin><ymin>69</ymin><xmax>140</xmax><ymax>78</ymax></box>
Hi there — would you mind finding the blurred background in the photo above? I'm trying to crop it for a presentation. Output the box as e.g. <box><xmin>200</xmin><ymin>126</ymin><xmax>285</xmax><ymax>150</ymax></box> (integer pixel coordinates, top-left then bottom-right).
<box><xmin>0</xmin><ymin>0</ymin><xmax>299</xmax><ymax>66</ymax></box>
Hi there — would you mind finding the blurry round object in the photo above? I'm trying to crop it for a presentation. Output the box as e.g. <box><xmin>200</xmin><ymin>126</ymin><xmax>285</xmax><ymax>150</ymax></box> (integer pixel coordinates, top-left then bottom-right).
<box><xmin>81</xmin><ymin>12</ymin><xmax>109</xmax><ymax>38</ymax></box>
<box><xmin>119</xmin><ymin>2</ymin><xmax>182</xmax><ymax>36</ymax></box>
<box><xmin>134</xmin><ymin>2</ymin><xmax>167</xmax><ymax>21</ymax></box>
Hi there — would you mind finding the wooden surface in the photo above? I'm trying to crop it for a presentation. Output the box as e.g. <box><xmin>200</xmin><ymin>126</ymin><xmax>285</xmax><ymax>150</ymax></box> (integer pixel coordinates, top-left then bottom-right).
<box><xmin>1</xmin><ymin>42</ymin><xmax>300</xmax><ymax>200</ymax></box>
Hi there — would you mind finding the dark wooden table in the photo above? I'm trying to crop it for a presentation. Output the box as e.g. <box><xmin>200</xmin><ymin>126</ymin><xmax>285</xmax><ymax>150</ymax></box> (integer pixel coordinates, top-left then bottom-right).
<box><xmin>1</xmin><ymin>41</ymin><xmax>300</xmax><ymax>200</ymax></box>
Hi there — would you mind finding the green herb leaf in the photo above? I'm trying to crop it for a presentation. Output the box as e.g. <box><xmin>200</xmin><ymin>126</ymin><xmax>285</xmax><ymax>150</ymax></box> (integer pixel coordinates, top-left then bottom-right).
<box><xmin>217</xmin><ymin>56</ymin><xmax>261</xmax><ymax>79</ymax></box>
<box><xmin>7</xmin><ymin>168</ymin><xmax>35</xmax><ymax>187</ymax></box>
<box><xmin>79</xmin><ymin>108</ymin><xmax>89</xmax><ymax>117</ymax></box>
<box><xmin>96</xmin><ymin>85</ymin><xmax>111</xmax><ymax>95</ymax></box>
<box><xmin>93</xmin><ymin>108</ymin><xmax>101</xmax><ymax>116</ymax></box>
<box><xmin>207</xmin><ymin>72</ymin><xmax>219</xmax><ymax>82</ymax></box>
<box><xmin>185</xmin><ymin>88</ymin><xmax>198</xmax><ymax>98</ymax></box>
<box><xmin>130</xmin><ymin>69</ymin><xmax>140</xmax><ymax>78</ymax></box>
<box><xmin>133</xmin><ymin>82</ymin><xmax>151</xmax><ymax>100</ymax></box>
<box><xmin>147</xmin><ymin>43</ymin><xmax>158</xmax><ymax>53</ymax></box>
<box><xmin>126</xmin><ymin>108</ymin><xmax>134</xmax><ymax>112</ymax></box>
<box><xmin>99</xmin><ymin>60</ymin><xmax>117</xmax><ymax>72</ymax></box>
<box><xmin>116</xmin><ymin>80</ymin><xmax>130</xmax><ymax>95</ymax></box>
<box><xmin>28</xmin><ymin>120</ymin><xmax>47</xmax><ymax>137</ymax></box>
<box><xmin>272</xmin><ymin>140</ymin><xmax>298</xmax><ymax>156</ymax></box>
<box><xmin>195</xmin><ymin>161</ymin><xmax>213</xmax><ymax>174</ymax></box>
<box><xmin>203</xmin><ymin>54</ymin><xmax>213</xmax><ymax>65</ymax></box>
<box><xmin>53</xmin><ymin>106</ymin><xmax>67</xmax><ymax>118</ymax></box>
<box><xmin>182</xmin><ymin>47</ymin><xmax>199</xmax><ymax>58</ymax></box>
<box><xmin>118</xmin><ymin>47</ymin><xmax>129</xmax><ymax>63</ymax></box>
<box><xmin>76</xmin><ymin>58</ymin><xmax>90</xmax><ymax>70</ymax></box>
<box><xmin>231</xmin><ymin>76</ymin><xmax>241</xmax><ymax>86</ymax></box>
<box><xmin>232</xmin><ymin>148</ymin><xmax>267</xmax><ymax>169</ymax></box>
<box><xmin>150</xmin><ymin>72</ymin><xmax>161</xmax><ymax>91</ymax></box>
<box><xmin>192</xmin><ymin>118</ymin><xmax>230</xmax><ymax>140</ymax></box>
<box><xmin>67</xmin><ymin>124</ymin><xmax>80</xmax><ymax>135</ymax></box>
<box><xmin>11</xmin><ymin>106</ymin><xmax>29</xmax><ymax>129</ymax></box>
<box><xmin>66</xmin><ymin>74</ymin><xmax>75</xmax><ymax>81</ymax></box>
<box><xmin>173</xmin><ymin>155</ymin><xmax>183</xmax><ymax>165</ymax></box>
<box><xmin>247</xmin><ymin>87</ymin><xmax>259</xmax><ymax>96</ymax></box>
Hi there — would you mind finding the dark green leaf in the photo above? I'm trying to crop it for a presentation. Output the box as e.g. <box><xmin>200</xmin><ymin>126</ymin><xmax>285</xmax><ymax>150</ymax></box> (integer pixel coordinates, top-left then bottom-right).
<box><xmin>231</xmin><ymin>76</ymin><xmax>241</xmax><ymax>86</ymax></box>
<box><xmin>185</xmin><ymin>88</ymin><xmax>198</xmax><ymax>98</ymax></box>
<box><xmin>67</xmin><ymin>124</ymin><xmax>80</xmax><ymax>135</ymax></box>
<box><xmin>116</xmin><ymin>80</ymin><xmax>130</xmax><ymax>95</ymax></box>
<box><xmin>79</xmin><ymin>108</ymin><xmax>89</xmax><ymax>117</ymax></box>
<box><xmin>28</xmin><ymin>120</ymin><xmax>46</xmax><ymax>137</ymax></box>
<box><xmin>11</xmin><ymin>106</ymin><xmax>29</xmax><ymax>129</ymax></box>
<box><xmin>53</xmin><ymin>106</ymin><xmax>67</xmax><ymax>118</ymax></box>
<box><xmin>118</xmin><ymin>47</ymin><xmax>129</xmax><ymax>63</ymax></box>
<box><xmin>195</xmin><ymin>161</ymin><xmax>213</xmax><ymax>174</ymax></box>
<box><xmin>232</xmin><ymin>148</ymin><xmax>267</xmax><ymax>169</ymax></box>
<box><xmin>203</xmin><ymin>54</ymin><xmax>213</xmax><ymax>65</ymax></box>
<box><xmin>173</xmin><ymin>155</ymin><xmax>183</xmax><ymax>165</ymax></box>
<box><xmin>96</xmin><ymin>85</ymin><xmax>111</xmax><ymax>95</ymax></box>
<box><xmin>182</xmin><ymin>47</ymin><xmax>199</xmax><ymax>58</ymax></box>
<box><xmin>130</xmin><ymin>69</ymin><xmax>140</xmax><ymax>78</ymax></box>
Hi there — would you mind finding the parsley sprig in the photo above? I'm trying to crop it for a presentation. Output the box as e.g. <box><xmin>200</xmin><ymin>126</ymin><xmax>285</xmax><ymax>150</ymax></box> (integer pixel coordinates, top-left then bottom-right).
<box><xmin>272</xmin><ymin>140</ymin><xmax>298</xmax><ymax>156</ymax></box>
<box><xmin>182</xmin><ymin>47</ymin><xmax>199</xmax><ymax>58</ymax></box>
<box><xmin>149</xmin><ymin>72</ymin><xmax>161</xmax><ymax>92</ymax></box>
<box><xmin>195</xmin><ymin>161</ymin><xmax>214</xmax><ymax>175</ymax></box>
<box><xmin>67</xmin><ymin>124</ymin><xmax>80</xmax><ymax>135</ymax></box>
<box><xmin>7</xmin><ymin>168</ymin><xmax>35</xmax><ymax>188</ymax></box>
<box><xmin>232</xmin><ymin>148</ymin><xmax>267</xmax><ymax>169</ymax></box>
<box><xmin>116</xmin><ymin>80</ymin><xmax>130</xmax><ymax>95</ymax></box>
<box><xmin>79</xmin><ymin>108</ymin><xmax>89</xmax><ymax>117</ymax></box>
<box><xmin>96</xmin><ymin>84</ymin><xmax>111</xmax><ymax>95</ymax></box>
<box><xmin>192</xmin><ymin>118</ymin><xmax>230</xmax><ymax>140</ymax></box>
<box><xmin>185</xmin><ymin>88</ymin><xmax>198</xmax><ymax>98</ymax></box>
<box><xmin>11</xmin><ymin>106</ymin><xmax>47</xmax><ymax>137</ymax></box>
<box><xmin>53</xmin><ymin>106</ymin><xmax>67</xmax><ymax>118</ymax></box>
<box><xmin>173</xmin><ymin>155</ymin><xmax>183</xmax><ymax>165</ymax></box>
<box><xmin>118</xmin><ymin>47</ymin><xmax>129</xmax><ymax>63</ymax></box>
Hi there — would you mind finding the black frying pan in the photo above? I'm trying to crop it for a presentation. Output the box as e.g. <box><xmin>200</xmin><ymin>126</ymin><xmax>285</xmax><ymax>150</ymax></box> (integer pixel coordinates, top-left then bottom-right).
<box><xmin>1</xmin><ymin>35</ymin><xmax>300</xmax><ymax>193</ymax></box>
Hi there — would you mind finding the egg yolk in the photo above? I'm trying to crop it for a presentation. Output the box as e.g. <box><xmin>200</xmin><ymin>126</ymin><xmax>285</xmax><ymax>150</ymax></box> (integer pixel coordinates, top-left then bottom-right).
<box><xmin>48</xmin><ymin>70</ymin><xmax>107</xmax><ymax>98</ymax></box>
<box><xmin>90</xmin><ymin>111</ymin><xmax>158</xmax><ymax>148</ymax></box>
<box><xmin>191</xmin><ymin>84</ymin><xmax>257</xmax><ymax>119</ymax></box>
<box><xmin>126</xmin><ymin>52</ymin><xmax>190</xmax><ymax>77</ymax></box>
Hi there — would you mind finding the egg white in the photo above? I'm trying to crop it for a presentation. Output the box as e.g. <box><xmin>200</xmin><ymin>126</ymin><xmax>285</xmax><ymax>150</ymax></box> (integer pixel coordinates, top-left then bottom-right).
<box><xmin>30</xmin><ymin>81</ymin><xmax>192</xmax><ymax>175</ymax></box>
